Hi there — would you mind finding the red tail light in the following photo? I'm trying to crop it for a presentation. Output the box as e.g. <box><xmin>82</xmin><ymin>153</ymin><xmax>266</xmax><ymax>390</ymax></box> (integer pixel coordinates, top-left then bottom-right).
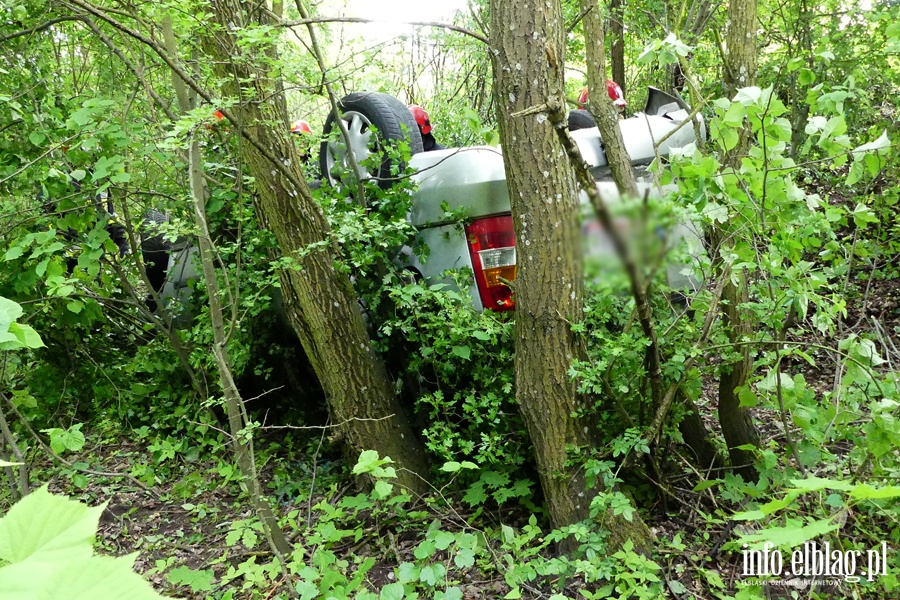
<box><xmin>465</xmin><ymin>215</ymin><xmax>516</xmax><ymax>311</ymax></box>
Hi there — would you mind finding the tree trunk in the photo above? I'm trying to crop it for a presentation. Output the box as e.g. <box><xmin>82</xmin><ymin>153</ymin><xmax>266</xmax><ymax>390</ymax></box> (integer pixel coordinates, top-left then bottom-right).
<box><xmin>203</xmin><ymin>0</ymin><xmax>429</xmax><ymax>495</ymax></box>
<box><xmin>714</xmin><ymin>0</ymin><xmax>761</xmax><ymax>480</ymax></box>
<box><xmin>161</xmin><ymin>16</ymin><xmax>292</xmax><ymax>558</ymax></box>
<box><xmin>489</xmin><ymin>0</ymin><xmax>651</xmax><ymax>550</ymax></box>
<box><xmin>580</xmin><ymin>0</ymin><xmax>638</xmax><ymax>198</ymax></box>
<box><xmin>609</xmin><ymin>0</ymin><xmax>626</xmax><ymax>95</ymax></box>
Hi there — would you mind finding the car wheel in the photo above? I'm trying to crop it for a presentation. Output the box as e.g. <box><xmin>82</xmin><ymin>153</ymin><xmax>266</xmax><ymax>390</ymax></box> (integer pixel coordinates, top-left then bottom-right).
<box><xmin>140</xmin><ymin>209</ymin><xmax>171</xmax><ymax>311</ymax></box>
<box><xmin>319</xmin><ymin>92</ymin><xmax>424</xmax><ymax>189</ymax></box>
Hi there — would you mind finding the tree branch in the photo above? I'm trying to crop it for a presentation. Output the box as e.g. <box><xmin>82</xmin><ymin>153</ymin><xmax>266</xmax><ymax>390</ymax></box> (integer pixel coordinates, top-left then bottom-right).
<box><xmin>280</xmin><ymin>16</ymin><xmax>488</xmax><ymax>44</ymax></box>
<box><xmin>0</xmin><ymin>16</ymin><xmax>84</xmax><ymax>44</ymax></box>
<box><xmin>62</xmin><ymin>0</ymin><xmax>310</xmax><ymax>201</ymax></box>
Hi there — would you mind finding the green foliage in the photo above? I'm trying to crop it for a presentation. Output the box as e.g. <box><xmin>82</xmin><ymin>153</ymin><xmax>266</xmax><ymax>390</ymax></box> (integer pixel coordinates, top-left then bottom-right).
<box><xmin>1</xmin><ymin>2</ymin><xmax>899</xmax><ymax>598</ymax></box>
<box><xmin>0</xmin><ymin>297</ymin><xmax>43</xmax><ymax>351</ymax></box>
<box><xmin>166</xmin><ymin>566</ymin><xmax>215</xmax><ymax>593</ymax></box>
<box><xmin>0</xmin><ymin>486</ymin><xmax>171</xmax><ymax>600</ymax></box>
<box><xmin>41</xmin><ymin>423</ymin><xmax>86</xmax><ymax>455</ymax></box>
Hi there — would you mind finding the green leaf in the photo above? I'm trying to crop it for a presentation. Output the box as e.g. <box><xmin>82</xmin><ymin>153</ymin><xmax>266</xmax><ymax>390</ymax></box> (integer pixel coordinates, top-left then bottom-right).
<box><xmin>440</xmin><ymin>461</ymin><xmax>461</xmax><ymax>473</ymax></box>
<box><xmin>380</xmin><ymin>582</ymin><xmax>405</xmax><ymax>600</ymax></box>
<box><xmin>451</xmin><ymin>345</ymin><xmax>471</xmax><ymax>360</ymax></box>
<box><xmin>731</xmin><ymin>509</ymin><xmax>765</xmax><ymax>521</ymax></box>
<box><xmin>454</xmin><ymin>548</ymin><xmax>475</xmax><ymax>569</ymax></box>
<box><xmin>1</xmin><ymin>553</ymin><xmax>168</xmax><ymax>600</ymax></box>
<box><xmin>850</xmin><ymin>204</ymin><xmax>879</xmax><ymax>229</ymax></box>
<box><xmin>851</xmin><ymin>131</ymin><xmax>890</xmax><ymax>159</ymax></box>
<box><xmin>504</xmin><ymin>587</ymin><xmax>522</xmax><ymax>599</ymax></box>
<box><xmin>759</xmin><ymin>494</ymin><xmax>798</xmax><ymax>516</ymax></box>
<box><xmin>848</xmin><ymin>485</ymin><xmax>900</xmax><ymax>500</ymax></box>
<box><xmin>734</xmin><ymin>87</ymin><xmax>762</xmax><ymax>106</ymax></box>
<box><xmin>373</xmin><ymin>479</ymin><xmax>393</xmax><ymax>499</ymax></box>
<box><xmin>738</xmin><ymin>517</ymin><xmax>839</xmax><ymax>549</ymax></box>
<box><xmin>443</xmin><ymin>587</ymin><xmax>463</xmax><ymax>600</ymax></box>
<box><xmin>722</xmin><ymin>102</ymin><xmax>746</xmax><ymax>126</ymax></box>
<box><xmin>166</xmin><ymin>566</ymin><xmax>215</xmax><ymax>592</ymax></box>
<box><xmin>414</xmin><ymin>539</ymin><xmax>436</xmax><ymax>560</ymax></box>
<box><xmin>352</xmin><ymin>450</ymin><xmax>384</xmax><ymax>475</ymax></box>
<box><xmin>419</xmin><ymin>563</ymin><xmax>446</xmax><ymax>587</ymax></box>
<box><xmin>789</xmin><ymin>477</ymin><xmax>853</xmax><ymax>492</ymax></box>
<box><xmin>501</xmin><ymin>524</ymin><xmax>515</xmax><ymax>544</ymax></box>
<box><xmin>0</xmin><ymin>485</ymin><xmax>104</xmax><ymax>564</ymax></box>
<box><xmin>68</xmin><ymin>107</ymin><xmax>92</xmax><ymax>127</ymax></box>
<box><xmin>0</xmin><ymin>297</ymin><xmax>24</xmax><ymax>326</ymax></box>
<box><xmin>433</xmin><ymin>531</ymin><xmax>456</xmax><ymax>550</ymax></box>
<box><xmin>692</xmin><ymin>479</ymin><xmax>721</xmax><ymax>492</ymax></box>
<box><xmin>797</xmin><ymin>69</ymin><xmax>816</xmax><ymax>86</ymax></box>
<box><xmin>6</xmin><ymin>323</ymin><xmax>44</xmax><ymax>349</ymax></box>
<box><xmin>43</xmin><ymin>424</ymin><xmax>86</xmax><ymax>454</ymax></box>
<box><xmin>29</xmin><ymin>132</ymin><xmax>46</xmax><ymax>146</ymax></box>
<box><xmin>397</xmin><ymin>562</ymin><xmax>419</xmax><ymax>584</ymax></box>
<box><xmin>668</xmin><ymin>580</ymin><xmax>687</xmax><ymax>594</ymax></box>
<box><xmin>820</xmin><ymin>116</ymin><xmax>846</xmax><ymax>140</ymax></box>
<box><xmin>702</xmin><ymin>201</ymin><xmax>729</xmax><ymax>224</ymax></box>
<box><xmin>463</xmin><ymin>483</ymin><xmax>486</xmax><ymax>506</ymax></box>
<box><xmin>295</xmin><ymin>580</ymin><xmax>318</xmax><ymax>600</ymax></box>
<box><xmin>738</xmin><ymin>387</ymin><xmax>758</xmax><ymax>408</ymax></box>
<box><xmin>4</xmin><ymin>245</ymin><xmax>24</xmax><ymax>261</ymax></box>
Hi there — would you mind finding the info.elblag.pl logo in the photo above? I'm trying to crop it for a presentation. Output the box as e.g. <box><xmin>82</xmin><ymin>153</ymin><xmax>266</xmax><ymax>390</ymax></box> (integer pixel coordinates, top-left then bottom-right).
<box><xmin>742</xmin><ymin>541</ymin><xmax>891</xmax><ymax>583</ymax></box>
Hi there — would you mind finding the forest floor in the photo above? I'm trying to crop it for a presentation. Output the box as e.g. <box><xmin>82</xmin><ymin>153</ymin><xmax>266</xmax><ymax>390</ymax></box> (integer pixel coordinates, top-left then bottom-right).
<box><xmin>26</xmin><ymin>268</ymin><xmax>900</xmax><ymax>599</ymax></box>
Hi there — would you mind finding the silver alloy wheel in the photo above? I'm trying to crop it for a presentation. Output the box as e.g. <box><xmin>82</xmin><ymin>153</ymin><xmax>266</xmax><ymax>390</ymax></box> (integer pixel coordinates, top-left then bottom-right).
<box><xmin>324</xmin><ymin>110</ymin><xmax>377</xmax><ymax>185</ymax></box>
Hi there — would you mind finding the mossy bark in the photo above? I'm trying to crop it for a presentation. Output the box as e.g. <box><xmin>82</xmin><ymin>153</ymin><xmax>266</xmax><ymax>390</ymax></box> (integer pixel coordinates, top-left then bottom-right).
<box><xmin>489</xmin><ymin>0</ymin><xmax>651</xmax><ymax>551</ymax></box>
<box><xmin>202</xmin><ymin>0</ymin><xmax>429</xmax><ymax>495</ymax></box>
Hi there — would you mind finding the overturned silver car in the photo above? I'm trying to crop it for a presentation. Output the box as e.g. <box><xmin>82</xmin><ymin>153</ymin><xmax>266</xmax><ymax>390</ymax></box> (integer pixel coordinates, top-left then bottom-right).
<box><xmin>317</xmin><ymin>87</ymin><xmax>705</xmax><ymax>311</ymax></box>
<box><xmin>158</xmin><ymin>88</ymin><xmax>705</xmax><ymax>313</ymax></box>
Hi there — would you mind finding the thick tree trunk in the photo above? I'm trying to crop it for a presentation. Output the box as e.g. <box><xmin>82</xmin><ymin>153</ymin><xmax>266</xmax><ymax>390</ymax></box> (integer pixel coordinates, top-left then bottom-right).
<box><xmin>489</xmin><ymin>0</ymin><xmax>651</xmax><ymax>550</ymax></box>
<box><xmin>203</xmin><ymin>0</ymin><xmax>429</xmax><ymax>495</ymax></box>
<box><xmin>714</xmin><ymin>0</ymin><xmax>761</xmax><ymax>480</ymax></box>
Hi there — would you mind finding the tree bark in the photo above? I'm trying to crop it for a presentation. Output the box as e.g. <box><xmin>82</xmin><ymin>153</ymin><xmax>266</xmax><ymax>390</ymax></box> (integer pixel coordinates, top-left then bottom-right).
<box><xmin>580</xmin><ymin>0</ymin><xmax>638</xmax><ymax>198</ymax></box>
<box><xmin>489</xmin><ymin>0</ymin><xmax>651</xmax><ymax>550</ymax></box>
<box><xmin>202</xmin><ymin>0</ymin><xmax>429</xmax><ymax>495</ymax></box>
<box><xmin>160</xmin><ymin>16</ymin><xmax>293</xmax><ymax>559</ymax></box>
<box><xmin>714</xmin><ymin>0</ymin><xmax>762</xmax><ymax>480</ymax></box>
<box><xmin>609</xmin><ymin>0</ymin><xmax>626</xmax><ymax>95</ymax></box>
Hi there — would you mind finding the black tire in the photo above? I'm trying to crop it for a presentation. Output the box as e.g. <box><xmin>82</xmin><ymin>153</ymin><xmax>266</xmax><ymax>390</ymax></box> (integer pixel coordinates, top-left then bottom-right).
<box><xmin>140</xmin><ymin>209</ymin><xmax>171</xmax><ymax>310</ymax></box>
<box><xmin>567</xmin><ymin>109</ymin><xmax>596</xmax><ymax>131</ymax></box>
<box><xmin>319</xmin><ymin>92</ymin><xmax>424</xmax><ymax>189</ymax></box>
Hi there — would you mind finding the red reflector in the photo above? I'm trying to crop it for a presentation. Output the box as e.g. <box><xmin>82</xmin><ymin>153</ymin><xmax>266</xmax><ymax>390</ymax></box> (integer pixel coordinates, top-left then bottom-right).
<box><xmin>465</xmin><ymin>215</ymin><xmax>516</xmax><ymax>311</ymax></box>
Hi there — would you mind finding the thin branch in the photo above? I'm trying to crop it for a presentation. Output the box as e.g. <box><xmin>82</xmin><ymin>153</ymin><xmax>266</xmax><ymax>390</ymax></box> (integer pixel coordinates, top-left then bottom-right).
<box><xmin>62</xmin><ymin>0</ymin><xmax>310</xmax><ymax>202</ymax></box>
<box><xmin>280</xmin><ymin>16</ymin><xmax>487</xmax><ymax>44</ymax></box>
<box><xmin>0</xmin><ymin>16</ymin><xmax>84</xmax><ymax>44</ymax></box>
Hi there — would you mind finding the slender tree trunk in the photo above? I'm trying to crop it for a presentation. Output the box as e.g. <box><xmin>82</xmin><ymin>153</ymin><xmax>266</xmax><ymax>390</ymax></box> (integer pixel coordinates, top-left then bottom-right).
<box><xmin>580</xmin><ymin>0</ymin><xmax>638</xmax><ymax>198</ymax></box>
<box><xmin>0</xmin><ymin>401</ymin><xmax>27</xmax><ymax>500</ymax></box>
<box><xmin>161</xmin><ymin>17</ymin><xmax>293</xmax><ymax>560</ymax></box>
<box><xmin>489</xmin><ymin>0</ymin><xmax>651</xmax><ymax>550</ymax></box>
<box><xmin>714</xmin><ymin>0</ymin><xmax>761</xmax><ymax>479</ymax></box>
<box><xmin>609</xmin><ymin>0</ymin><xmax>626</xmax><ymax>94</ymax></box>
<box><xmin>201</xmin><ymin>1</ymin><xmax>430</xmax><ymax>495</ymax></box>
<box><xmin>790</xmin><ymin>0</ymin><xmax>813</xmax><ymax>159</ymax></box>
